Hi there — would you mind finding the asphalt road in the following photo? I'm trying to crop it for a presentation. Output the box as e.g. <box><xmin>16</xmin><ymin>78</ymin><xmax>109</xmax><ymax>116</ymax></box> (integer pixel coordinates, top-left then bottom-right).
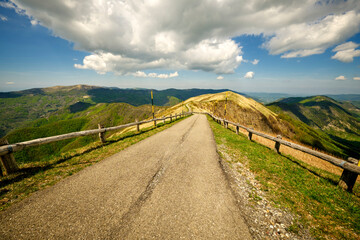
<box><xmin>0</xmin><ymin>114</ymin><xmax>252</xmax><ymax>239</ymax></box>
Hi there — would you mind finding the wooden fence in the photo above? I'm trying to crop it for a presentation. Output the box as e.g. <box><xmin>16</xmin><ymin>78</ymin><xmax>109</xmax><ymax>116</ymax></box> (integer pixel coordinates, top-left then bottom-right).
<box><xmin>1</xmin><ymin>111</ymin><xmax>358</xmax><ymax>192</ymax></box>
<box><xmin>0</xmin><ymin>112</ymin><xmax>191</xmax><ymax>176</ymax></box>
<box><xmin>197</xmin><ymin>112</ymin><xmax>360</xmax><ymax>192</ymax></box>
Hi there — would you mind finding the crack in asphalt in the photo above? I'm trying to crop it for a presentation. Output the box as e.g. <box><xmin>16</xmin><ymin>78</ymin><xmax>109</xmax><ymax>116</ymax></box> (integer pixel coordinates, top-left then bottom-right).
<box><xmin>109</xmin><ymin>165</ymin><xmax>165</xmax><ymax>239</ymax></box>
<box><xmin>180</xmin><ymin>115</ymin><xmax>198</xmax><ymax>144</ymax></box>
<box><xmin>111</xmin><ymin>117</ymin><xmax>199</xmax><ymax>238</ymax></box>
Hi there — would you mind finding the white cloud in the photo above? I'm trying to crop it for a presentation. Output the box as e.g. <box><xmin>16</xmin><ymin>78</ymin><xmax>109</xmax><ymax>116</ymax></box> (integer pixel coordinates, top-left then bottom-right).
<box><xmin>244</xmin><ymin>71</ymin><xmax>254</xmax><ymax>79</ymax></box>
<box><xmin>183</xmin><ymin>39</ymin><xmax>242</xmax><ymax>74</ymax></box>
<box><xmin>30</xmin><ymin>19</ymin><xmax>38</xmax><ymax>25</ymax></box>
<box><xmin>236</xmin><ymin>55</ymin><xmax>247</xmax><ymax>64</ymax></box>
<box><xmin>0</xmin><ymin>1</ymin><xmax>24</xmax><ymax>15</ymax></box>
<box><xmin>335</xmin><ymin>75</ymin><xmax>346</xmax><ymax>80</ymax></box>
<box><xmin>6</xmin><ymin>82</ymin><xmax>15</xmax><ymax>85</ymax></box>
<box><xmin>217</xmin><ymin>76</ymin><xmax>224</xmax><ymax>80</ymax></box>
<box><xmin>132</xmin><ymin>71</ymin><xmax>179</xmax><ymax>79</ymax></box>
<box><xmin>266</xmin><ymin>11</ymin><xmax>360</xmax><ymax>58</ymax></box>
<box><xmin>353</xmin><ymin>77</ymin><xmax>360</xmax><ymax>80</ymax></box>
<box><xmin>251</xmin><ymin>59</ymin><xmax>259</xmax><ymax>65</ymax></box>
<box><xmin>331</xmin><ymin>41</ymin><xmax>360</xmax><ymax>62</ymax></box>
<box><xmin>8</xmin><ymin>0</ymin><xmax>360</xmax><ymax>74</ymax></box>
<box><xmin>132</xmin><ymin>71</ymin><xmax>148</xmax><ymax>78</ymax></box>
<box><xmin>333</xmin><ymin>41</ymin><xmax>359</xmax><ymax>52</ymax></box>
<box><xmin>0</xmin><ymin>15</ymin><xmax>7</xmax><ymax>21</ymax></box>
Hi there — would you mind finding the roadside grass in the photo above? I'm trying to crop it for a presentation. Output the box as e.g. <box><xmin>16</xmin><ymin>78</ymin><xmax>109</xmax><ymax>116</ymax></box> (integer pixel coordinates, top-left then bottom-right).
<box><xmin>0</xmin><ymin>117</ymin><xmax>186</xmax><ymax>211</ymax></box>
<box><xmin>208</xmin><ymin>116</ymin><xmax>360</xmax><ymax>240</ymax></box>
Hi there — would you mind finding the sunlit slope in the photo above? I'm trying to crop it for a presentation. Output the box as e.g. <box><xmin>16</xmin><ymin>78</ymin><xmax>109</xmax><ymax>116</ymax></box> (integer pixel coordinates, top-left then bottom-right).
<box><xmin>178</xmin><ymin>91</ymin><xmax>356</xmax><ymax>159</ymax></box>
<box><xmin>267</xmin><ymin>95</ymin><xmax>360</xmax><ymax>159</ymax></box>
<box><xmin>0</xmin><ymin>85</ymin><xmax>228</xmax><ymax>137</ymax></box>
<box><xmin>182</xmin><ymin>91</ymin><xmax>282</xmax><ymax>134</ymax></box>
<box><xmin>3</xmin><ymin>102</ymin><xmax>164</xmax><ymax>163</ymax></box>
<box><xmin>267</xmin><ymin>96</ymin><xmax>360</xmax><ymax>134</ymax></box>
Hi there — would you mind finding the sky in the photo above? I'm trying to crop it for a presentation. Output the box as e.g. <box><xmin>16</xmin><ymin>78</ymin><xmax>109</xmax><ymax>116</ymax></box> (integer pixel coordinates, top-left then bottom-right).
<box><xmin>0</xmin><ymin>0</ymin><xmax>360</xmax><ymax>95</ymax></box>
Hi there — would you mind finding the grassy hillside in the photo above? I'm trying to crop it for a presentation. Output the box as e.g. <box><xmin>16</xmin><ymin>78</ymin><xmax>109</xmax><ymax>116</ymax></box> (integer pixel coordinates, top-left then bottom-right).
<box><xmin>267</xmin><ymin>96</ymin><xmax>360</xmax><ymax>159</ymax></box>
<box><xmin>183</xmin><ymin>92</ymin><xmax>357</xmax><ymax>159</ymax></box>
<box><xmin>0</xmin><ymin>116</ymin><xmax>188</xmax><ymax>212</ymax></box>
<box><xmin>0</xmin><ymin>85</ymin><xmax>97</xmax><ymax>137</ymax></box>
<box><xmin>3</xmin><ymin>102</ymin><xmax>166</xmax><ymax>163</ymax></box>
<box><xmin>0</xmin><ymin>85</ymin><xmax>229</xmax><ymax>137</ymax></box>
<box><xmin>208</xmin><ymin>116</ymin><xmax>360</xmax><ymax>239</ymax></box>
<box><xmin>87</xmin><ymin>88</ymin><xmax>231</xmax><ymax>106</ymax></box>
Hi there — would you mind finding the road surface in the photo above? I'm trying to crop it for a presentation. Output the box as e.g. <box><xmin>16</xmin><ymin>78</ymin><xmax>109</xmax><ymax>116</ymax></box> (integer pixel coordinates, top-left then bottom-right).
<box><xmin>0</xmin><ymin>114</ymin><xmax>252</xmax><ymax>239</ymax></box>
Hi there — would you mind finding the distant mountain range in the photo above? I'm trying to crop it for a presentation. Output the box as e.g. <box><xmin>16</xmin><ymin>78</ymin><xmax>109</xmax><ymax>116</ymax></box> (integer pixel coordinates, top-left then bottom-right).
<box><xmin>1</xmin><ymin>85</ymin><xmax>359</xmax><ymax>163</ymax></box>
<box><xmin>244</xmin><ymin>92</ymin><xmax>360</xmax><ymax>105</ymax></box>
<box><xmin>0</xmin><ymin>85</ymin><xmax>231</xmax><ymax>137</ymax></box>
<box><xmin>267</xmin><ymin>95</ymin><xmax>360</xmax><ymax>159</ymax></box>
<box><xmin>183</xmin><ymin>92</ymin><xmax>360</xmax><ymax>159</ymax></box>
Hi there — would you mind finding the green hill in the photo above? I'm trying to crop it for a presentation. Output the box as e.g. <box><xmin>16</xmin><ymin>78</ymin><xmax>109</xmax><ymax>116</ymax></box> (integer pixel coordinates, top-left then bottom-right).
<box><xmin>0</xmin><ymin>85</ymin><xmax>229</xmax><ymax>137</ymax></box>
<box><xmin>267</xmin><ymin>96</ymin><xmax>360</xmax><ymax>159</ymax></box>
<box><xmin>184</xmin><ymin>92</ymin><xmax>358</xmax><ymax>159</ymax></box>
<box><xmin>4</xmin><ymin>102</ymin><xmax>166</xmax><ymax>163</ymax></box>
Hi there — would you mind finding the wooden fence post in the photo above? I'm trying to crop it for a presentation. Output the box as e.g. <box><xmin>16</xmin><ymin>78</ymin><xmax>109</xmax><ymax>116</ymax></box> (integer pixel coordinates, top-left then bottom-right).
<box><xmin>338</xmin><ymin>157</ymin><xmax>359</xmax><ymax>192</ymax></box>
<box><xmin>248</xmin><ymin>128</ymin><xmax>253</xmax><ymax>141</ymax></box>
<box><xmin>274</xmin><ymin>135</ymin><xmax>282</xmax><ymax>154</ymax></box>
<box><xmin>0</xmin><ymin>139</ymin><xmax>19</xmax><ymax>175</ymax></box>
<box><xmin>154</xmin><ymin>119</ymin><xmax>157</xmax><ymax>127</ymax></box>
<box><xmin>98</xmin><ymin>124</ymin><xmax>106</xmax><ymax>143</ymax></box>
<box><xmin>223</xmin><ymin>120</ymin><xmax>227</xmax><ymax>128</ymax></box>
<box><xmin>170</xmin><ymin>114</ymin><xmax>172</xmax><ymax>122</ymax></box>
<box><xmin>163</xmin><ymin>116</ymin><xmax>166</xmax><ymax>124</ymax></box>
<box><xmin>136</xmin><ymin>119</ymin><xmax>140</xmax><ymax>132</ymax></box>
<box><xmin>236</xmin><ymin>126</ymin><xmax>239</xmax><ymax>135</ymax></box>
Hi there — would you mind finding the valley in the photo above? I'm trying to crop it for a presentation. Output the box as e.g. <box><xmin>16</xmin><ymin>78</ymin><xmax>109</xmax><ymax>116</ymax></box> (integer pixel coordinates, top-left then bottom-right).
<box><xmin>1</xmin><ymin>85</ymin><xmax>360</xmax><ymax>239</ymax></box>
<box><xmin>1</xmin><ymin>85</ymin><xmax>359</xmax><ymax>164</ymax></box>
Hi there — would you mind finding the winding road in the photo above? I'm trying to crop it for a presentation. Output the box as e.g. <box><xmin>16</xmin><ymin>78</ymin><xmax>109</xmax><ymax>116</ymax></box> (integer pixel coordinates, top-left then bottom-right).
<box><xmin>0</xmin><ymin>114</ymin><xmax>252</xmax><ymax>239</ymax></box>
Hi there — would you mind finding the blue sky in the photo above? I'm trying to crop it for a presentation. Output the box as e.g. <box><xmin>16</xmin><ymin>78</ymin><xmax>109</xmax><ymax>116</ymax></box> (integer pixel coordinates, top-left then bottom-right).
<box><xmin>1</xmin><ymin>0</ymin><xmax>360</xmax><ymax>95</ymax></box>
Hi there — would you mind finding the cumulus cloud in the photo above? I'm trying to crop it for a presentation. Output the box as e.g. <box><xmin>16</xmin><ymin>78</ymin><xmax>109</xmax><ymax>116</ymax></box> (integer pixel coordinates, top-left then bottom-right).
<box><xmin>335</xmin><ymin>75</ymin><xmax>346</xmax><ymax>80</ymax></box>
<box><xmin>8</xmin><ymin>0</ymin><xmax>360</xmax><ymax>74</ymax></box>
<box><xmin>353</xmin><ymin>77</ymin><xmax>360</xmax><ymax>80</ymax></box>
<box><xmin>244</xmin><ymin>71</ymin><xmax>254</xmax><ymax>79</ymax></box>
<box><xmin>30</xmin><ymin>19</ymin><xmax>38</xmax><ymax>25</ymax></box>
<box><xmin>331</xmin><ymin>41</ymin><xmax>360</xmax><ymax>62</ymax></box>
<box><xmin>0</xmin><ymin>1</ymin><xmax>24</xmax><ymax>15</ymax></box>
<box><xmin>251</xmin><ymin>59</ymin><xmax>259</xmax><ymax>65</ymax></box>
<box><xmin>0</xmin><ymin>15</ymin><xmax>7</xmax><ymax>21</ymax></box>
<box><xmin>132</xmin><ymin>71</ymin><xmax>178</xmax><ymax>79</ymax></box>
<box><xmin>266</xmin><ymin>11</ymin><xmax>360</xmax><ymax>58</ymax></box>
<box><xmin>217</xmin><ymin>76</ymin><xmax>224</xmax><ymax>80</ymax></box>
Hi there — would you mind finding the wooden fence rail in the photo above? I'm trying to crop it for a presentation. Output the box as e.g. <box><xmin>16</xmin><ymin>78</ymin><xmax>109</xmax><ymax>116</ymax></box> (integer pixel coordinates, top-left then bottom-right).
<box><xmin>1</xmin><ymin>110</ymin><xmax>358</xmax><ymax>192</ymax></box>
<box><xmin>0</xmin><ymin>112</ymin><xmax>191</xmax><ymax>175</ymax></box>
<box><xmin>195</xmin><ymin>112</ymin><xmax>360</xmax><ymax>192</ymax></box>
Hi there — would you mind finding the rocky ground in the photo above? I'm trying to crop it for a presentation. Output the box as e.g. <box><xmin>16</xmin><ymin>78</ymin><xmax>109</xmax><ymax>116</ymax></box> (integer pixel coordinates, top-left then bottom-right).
<box><xmin>217</xmin><ymin>145</ymin><xmax>313</xmax><ymax>240</ymax></box>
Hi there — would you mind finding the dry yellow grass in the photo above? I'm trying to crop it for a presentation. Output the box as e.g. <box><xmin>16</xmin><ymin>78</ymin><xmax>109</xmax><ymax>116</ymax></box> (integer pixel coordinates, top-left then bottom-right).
<box><xmin>228</xmin><ymin>124</ymin><xmax>354</xmax><ymax>181</ymax></box>
<box><xmin>116</xmin><ymin>91</ymin><xmax>351</xmax><ymax>181</ymax></box>
<box><xmin>183</xmin><ymin>91</ymin><xmax>276</xmax><ymax>118</ymax></box>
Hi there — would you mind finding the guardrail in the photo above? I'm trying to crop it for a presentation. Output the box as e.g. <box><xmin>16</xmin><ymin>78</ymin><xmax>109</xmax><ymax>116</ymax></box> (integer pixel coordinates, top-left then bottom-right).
<box><xmin>0</xmin><ymin>112</ymin><xmax>191</xmax><ymax>176</ymax></box>
<box><xmin>196</xmin><ymin>111</ymin><xmax>360</xmax><ymax>192</ymax></box>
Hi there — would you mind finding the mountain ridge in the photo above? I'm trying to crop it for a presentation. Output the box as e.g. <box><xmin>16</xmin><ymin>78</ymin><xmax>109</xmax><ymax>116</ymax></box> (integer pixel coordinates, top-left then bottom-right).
<box><xmin>0</xmin><ymin>85</ymin><xmax>236</xmax><ymax>137</ymax></box>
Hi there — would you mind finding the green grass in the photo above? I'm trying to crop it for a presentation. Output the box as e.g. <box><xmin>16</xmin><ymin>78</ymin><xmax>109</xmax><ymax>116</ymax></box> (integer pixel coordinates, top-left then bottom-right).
<box><xmin>0</xmin><ymin>116</ymin><xmax>187</xmax><ymax>212</ymax></box>
<box><xmin>208</xmin><ymin>116</ymin><xmax>360</xmax><ymax>240</ymax></box>
<box><xmin>2</xmin><ymin>102</ymin><xmax>165</xmax><ymax>164</ymax></box>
